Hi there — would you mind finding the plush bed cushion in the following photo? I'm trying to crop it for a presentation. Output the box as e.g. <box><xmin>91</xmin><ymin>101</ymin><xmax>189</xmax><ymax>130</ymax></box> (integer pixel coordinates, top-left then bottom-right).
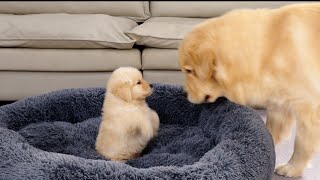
<box><xmin>142</xmin><ymin>48</ymin><xmax>179</xmax><ymax>70</ymax></box>
<box><xmin>0</xmin><ymin>48</ymin><xmax>141</xmax><ymax>71</ymax></box>
<box><xmin>0</xmin><ymin>1</ymin><xmax>150</xmax><ymax>22</ymax></box>
<box><xmin>0</xmin><ymin>85</ymin><xmax>275</xmax><ymax>179</ymax></box>
<box><xmin>0</xmin><ymin>14</ymin><xmax>138</xmax><ymax>49</ymax></box>
<box><xmin>126</xmin><ymin>17</ymin><xmax>206</xmax><ymax>49</ymax></box>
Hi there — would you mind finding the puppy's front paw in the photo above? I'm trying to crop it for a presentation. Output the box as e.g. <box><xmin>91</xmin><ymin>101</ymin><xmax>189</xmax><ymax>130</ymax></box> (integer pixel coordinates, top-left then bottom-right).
<box><xmin>275</xmin><ymin>163</ymin><xmax>303</xmax><ymax>178</ymax></box>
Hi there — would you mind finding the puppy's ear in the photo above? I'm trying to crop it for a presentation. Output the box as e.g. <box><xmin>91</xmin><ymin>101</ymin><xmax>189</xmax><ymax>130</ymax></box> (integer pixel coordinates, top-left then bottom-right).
<box><xmin>193</xmin><ymin>42</ymin><xmax>216</xmax><ymax>79</ymax></box>
<box><xmin>113</xmin><ymin>84</ymin><xmax>132</xmax><ymax>102</ymax></box>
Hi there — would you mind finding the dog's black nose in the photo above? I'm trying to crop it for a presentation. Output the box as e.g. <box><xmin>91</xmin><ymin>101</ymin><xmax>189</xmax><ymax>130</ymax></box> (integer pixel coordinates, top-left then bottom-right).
<box><xmin>149</xmin><ymin>84</ymin><xmax>153</xmax><ymax>88</ymax></box>
<box><xmin>205</xmin><ymin>95</ymin><xmax>210</xmax><ymax>101</ymax></box>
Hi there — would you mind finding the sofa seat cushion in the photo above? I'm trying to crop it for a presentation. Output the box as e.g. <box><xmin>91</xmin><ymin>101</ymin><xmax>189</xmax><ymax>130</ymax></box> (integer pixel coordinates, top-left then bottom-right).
<box><xmin>0</xmin><ymin>48</ymin><xmax>141</xmax><ymax>71</ymax></box>
<box><xmin>126</xmin><ymin>17</ymin><xmax>206</xmax><ymax>49</ymax></box>
<box><xmin>0</xmin><ymin>71</ymin><xmax>110</xmax><ymax>101</ymax></box>
<box><xmin>143</xmin><ymin>70</ymin><xmax>185</xmax><ymax>85</ymax></box>
<box><xmin>150</xmin><ymin>1</ymin><xmax>307</xmax><ymax>18</ymax></box>
<box><xmin>142</xmin><ymin>48</ymin><xmax>179</xmax><ymax>70</ymax></box>
<box><xmin>0</xmin><ymin>14</ymin><xmax>138</xmax><ymax>49</ymax></box>
<box><xmin>0</xmin><ymin>1</ymin><xmax>150</xmax><ymax>22</ymax></box>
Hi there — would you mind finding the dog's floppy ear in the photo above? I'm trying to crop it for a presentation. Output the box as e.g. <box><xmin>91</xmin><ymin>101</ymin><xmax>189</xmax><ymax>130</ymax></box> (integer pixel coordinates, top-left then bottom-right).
<box><xmin>190</xmin><ymin>42</ymin><xmax>216</xmax><ymax>80</ymax></box>
<box><xmin>113</xmin><ymin>83</ymin><xmax>132</xmax><ymax>102</ymax></box>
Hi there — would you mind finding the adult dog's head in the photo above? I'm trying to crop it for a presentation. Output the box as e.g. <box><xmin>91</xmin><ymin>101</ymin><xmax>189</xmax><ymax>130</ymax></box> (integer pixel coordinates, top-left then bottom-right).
<box><xmin>107</xmin><ymin>67</ymin><xmax>153</xmax><ymax>102</ymax></box>
<box><xmin>179</xmin><ymin>25</ymin><xmax>225</xmax><ymax>104</ymax></box>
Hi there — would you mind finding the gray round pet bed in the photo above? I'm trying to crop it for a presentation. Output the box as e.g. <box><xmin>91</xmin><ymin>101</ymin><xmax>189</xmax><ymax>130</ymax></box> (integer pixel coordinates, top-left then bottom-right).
<box><xmin>0</xmin><ymin>84</ymin><xmax>275</xmax><ymax>180</ymax></box>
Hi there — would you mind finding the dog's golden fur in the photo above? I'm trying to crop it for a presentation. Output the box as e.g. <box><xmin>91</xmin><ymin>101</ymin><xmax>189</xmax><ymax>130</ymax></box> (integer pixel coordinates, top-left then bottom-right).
<box><xmin>95</xmin><ymin>67</ymin><xmax>159</xmax><ymax>162</ymax></box>
<box><xmin>179</xmin><ymin>3</ymin><xmax>320</xmax><ymax>177</ymax></box>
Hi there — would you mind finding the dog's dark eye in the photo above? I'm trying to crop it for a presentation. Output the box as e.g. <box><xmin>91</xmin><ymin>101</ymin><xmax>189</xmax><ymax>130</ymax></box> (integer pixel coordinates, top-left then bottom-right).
<box><xmin>137</xmin><ymin>80</ymin><xmax>141</xmax><ymax>84</ymax></box>
<box><xmin>186</xmin><ymin>69</ymin><xmax>192</xmax><ymax>73</ymax></box>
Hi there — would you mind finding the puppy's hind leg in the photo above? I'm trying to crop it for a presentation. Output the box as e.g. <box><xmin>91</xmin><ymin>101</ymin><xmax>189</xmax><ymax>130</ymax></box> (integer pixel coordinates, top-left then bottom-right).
<box><xmin>276</xmin><ymin>103</ymin><xmax>320</xmax><ymax>177</ymax></box>
<box><xmin>266</xmin><ymin>107</ymin><xmax>295</xmax><ymax>145</ymax></box>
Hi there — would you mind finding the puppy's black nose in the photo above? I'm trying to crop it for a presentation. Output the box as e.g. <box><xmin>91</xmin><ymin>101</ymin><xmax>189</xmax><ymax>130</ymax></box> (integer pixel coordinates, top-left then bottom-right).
<box><xmin>205</xmin><ymin>95</ymin><xmax>210</xmax><ymax>101</ymax></box>
<box><xmin>149</xmin><ymin>84</ymin><xmax>153</xmax><ymax>88</ymax></box>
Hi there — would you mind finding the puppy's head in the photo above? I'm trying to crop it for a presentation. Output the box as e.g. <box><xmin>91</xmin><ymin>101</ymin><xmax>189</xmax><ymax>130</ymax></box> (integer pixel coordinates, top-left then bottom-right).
<box><xmin>179</xmin><ymin>26</ymin><xmax>224</xmax><ymax>104</ymax></box>
<box><xmin>107</xmin><ymin>67</ymin><xmax>153</xmax><ymax>102</ymax></box>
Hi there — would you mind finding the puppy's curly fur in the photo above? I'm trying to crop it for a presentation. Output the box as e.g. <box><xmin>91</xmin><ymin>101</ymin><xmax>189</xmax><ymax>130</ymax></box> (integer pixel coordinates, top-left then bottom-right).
<box><xmin>95</xmin><ymin>67</ymin><xmax>159</xmax><ymax>162</ymax></box>
<box><xmin>179</xmin><ymin>3</ymin><xmax>320</xmax><ymax>177</ymax></box>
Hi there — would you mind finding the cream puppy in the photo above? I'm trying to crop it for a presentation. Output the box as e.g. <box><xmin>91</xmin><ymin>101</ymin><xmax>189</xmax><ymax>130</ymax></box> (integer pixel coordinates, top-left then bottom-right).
<box><xmin>95</xmin><ymin>67</ymin><xmax>159</xmax><ymax>162</ymax></box>
<box><xmin>179</xmin><ymin>3</ymin><xmax>320</xmax><ymax>177</ymax></box>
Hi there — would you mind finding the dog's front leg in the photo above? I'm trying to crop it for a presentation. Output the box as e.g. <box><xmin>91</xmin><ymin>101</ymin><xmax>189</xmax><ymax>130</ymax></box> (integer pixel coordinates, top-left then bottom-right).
<box><xmin>266</xmin><ymin>107</ymin><xmax>295</xmax><ymax>145</ymax></box>
<box><xmin>276</xmin><ymin>103</ymin><xmax>320</xmax><ymax>177</ymax></box>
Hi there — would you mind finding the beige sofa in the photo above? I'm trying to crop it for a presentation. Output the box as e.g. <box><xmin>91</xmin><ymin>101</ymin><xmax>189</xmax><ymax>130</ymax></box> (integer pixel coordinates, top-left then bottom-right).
<box><xmin>0</xmin><ymin>1</ymin><xmax>308</xmax><ymax>101</ymax></box>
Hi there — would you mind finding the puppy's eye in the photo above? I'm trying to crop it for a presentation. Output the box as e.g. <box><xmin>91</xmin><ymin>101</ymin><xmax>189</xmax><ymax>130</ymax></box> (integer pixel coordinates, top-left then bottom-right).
<box><xmin>137</xmin><ymin>80</ymin><xmax>141</xmax><ymax>85</ymax></box>
<box><xmin>186</xmin><ymin>69</ymin><xmax>192</xmax><ymax>74</ymax></box>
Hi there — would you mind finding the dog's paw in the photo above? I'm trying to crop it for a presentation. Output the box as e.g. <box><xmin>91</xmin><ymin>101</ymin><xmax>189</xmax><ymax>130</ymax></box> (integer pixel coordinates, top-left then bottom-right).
<box><xmin>275</xmin><ymin>163</ymin><xmax>303</xmax><ymax>177</ymax></box>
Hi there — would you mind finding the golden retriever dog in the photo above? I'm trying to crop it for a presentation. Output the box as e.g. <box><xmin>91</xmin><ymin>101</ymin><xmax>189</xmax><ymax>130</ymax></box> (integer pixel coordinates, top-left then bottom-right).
<box><xmin>95</xmin><ymin>67</ymin><xmax>159</xmax><ymax>162</ymax></box>
<box><xmin>179</xmin><ymin>3</ymin><xmax>320</xmax><ymax>177</ymax></box>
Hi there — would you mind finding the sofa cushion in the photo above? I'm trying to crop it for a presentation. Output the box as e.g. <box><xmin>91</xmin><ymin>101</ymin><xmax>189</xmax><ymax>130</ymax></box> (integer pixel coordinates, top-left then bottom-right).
<box><xmin>143</xmin><ymin>70</ymin><xmax>185</xmax><ymax>85</ymax></box>
<box><xmin>0</xmin><ymin>14</ymin><xmax>138</xmax><ymax>49</ymax></box>
<box><xmin>142</xmin><ymin>48</ymin><xmax>179</xmax><ymax>70</ymax></box>
<box><xmin>150</xmin><ymin>1</ymin><xmax>310</xmax><ymax>18</ymax></box>
<box><xmin>0</xmin><ymin>1</ymin><xmax>150</xmax><ymax>22</ymax></box>
<box><xmin>0</xmin><ymin>71</ymin><xmax>110</xmax><ymax>101</ymax></box>
<box><xmin>0</xmin><ymin>48</ymin><xmax>141</xmax><ymax>71</ymax></box>
<box><xmin>126</xmin><ymin>17</ymin><xmax>205</xmax><ymax>49</ymax></box>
